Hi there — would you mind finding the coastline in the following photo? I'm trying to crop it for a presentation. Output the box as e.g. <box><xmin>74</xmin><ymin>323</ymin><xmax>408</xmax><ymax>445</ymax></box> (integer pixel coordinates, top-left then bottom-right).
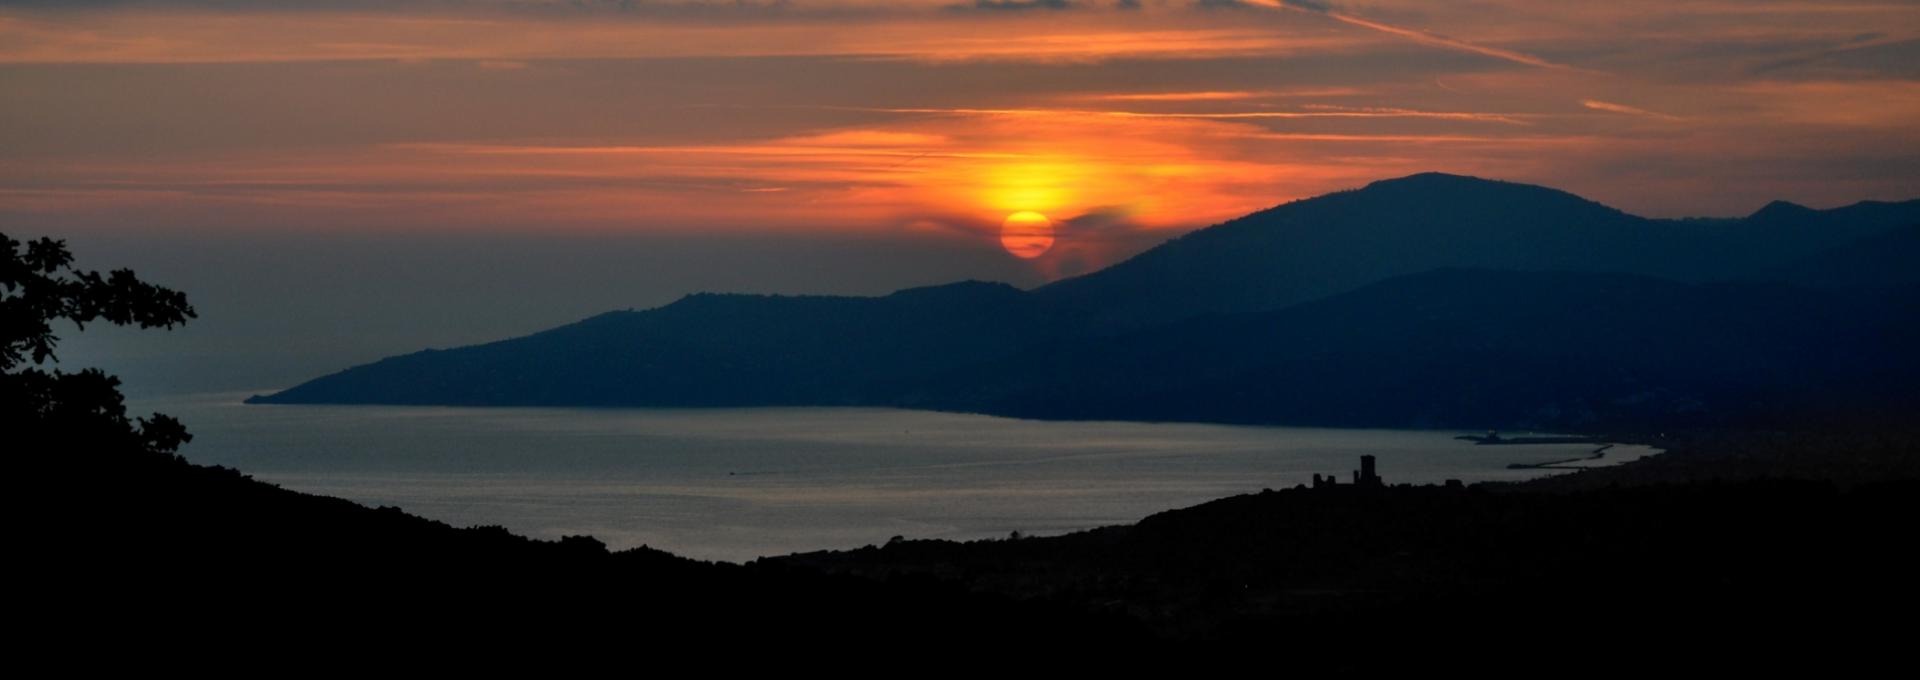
<box><xmin>131</xmin><ymin>392</ymin><xmax>1666</xmax><ymax>561</ymax></box>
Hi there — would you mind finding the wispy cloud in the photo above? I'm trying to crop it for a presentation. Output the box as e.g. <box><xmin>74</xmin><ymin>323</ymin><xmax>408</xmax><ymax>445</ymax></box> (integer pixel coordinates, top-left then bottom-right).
<box><xmin>1580</xmin><ymin>99</ymin><xmax>1682</xmax><ymax>121</ymax></box>
<box><xmin>1247</xmin><ymin>0</ymin><xmax>1574</xmax><ymax>70</ymax></box>
<box><xmin>1749</xmin><ymin>34</ymin><xmax>1918</xmax><ymax>75</ymax></box>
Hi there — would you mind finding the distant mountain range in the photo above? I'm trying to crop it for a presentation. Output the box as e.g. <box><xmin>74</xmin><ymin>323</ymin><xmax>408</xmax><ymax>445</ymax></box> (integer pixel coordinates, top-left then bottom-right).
<box><xmin>912</xmin><ymin>269</ymin><xmax>1919</xmax><ymax>429</ymax></box>
<box><xmin>252</xmin><ymin>173</ymin><xmax>1920</xmax><ymax>430</ymax></box>
<box><xmin>1033</xmin><ymin>173</ymin><xmax>1919</xmax><ymax>327</ymax></box>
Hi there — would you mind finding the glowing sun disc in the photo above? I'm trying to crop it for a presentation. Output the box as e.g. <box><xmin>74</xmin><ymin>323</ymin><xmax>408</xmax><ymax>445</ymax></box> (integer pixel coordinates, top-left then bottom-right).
<box><xmin>1000</xmin><ymin>211</ymin><xmax>1055</xmax><ymax>259</ymax></box>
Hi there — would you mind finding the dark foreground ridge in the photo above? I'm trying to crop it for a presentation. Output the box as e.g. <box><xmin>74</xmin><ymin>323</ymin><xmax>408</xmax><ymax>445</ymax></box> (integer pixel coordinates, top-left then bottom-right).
<box><xmin>31</xmin><ymin>432</ymin><xmax>1920</xmax><ymax>667</ymax></box>
<box><xmin>769</xmin><ymin>440</ymin><xmax>1920</xmax><ymax>654</ymax></box>
<box><xmin>28</xmin><ymin>450</ymin><xmax>1146</xmax><ymax>655</ymax></box>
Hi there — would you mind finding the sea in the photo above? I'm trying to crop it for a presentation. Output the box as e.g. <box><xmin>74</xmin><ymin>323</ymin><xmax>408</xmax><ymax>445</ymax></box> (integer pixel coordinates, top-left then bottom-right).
<box><xmin>131</xmin><ymin>392</ymin><xmax>1660</xmax><ymax>563</ymax></box>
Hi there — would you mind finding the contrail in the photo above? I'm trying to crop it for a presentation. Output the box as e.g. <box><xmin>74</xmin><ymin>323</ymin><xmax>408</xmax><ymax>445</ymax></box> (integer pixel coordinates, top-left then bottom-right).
<box><xmin>1248</xmin><ymin>0</ymin><xmax>1571</xmax><ymax>70</ymax></box>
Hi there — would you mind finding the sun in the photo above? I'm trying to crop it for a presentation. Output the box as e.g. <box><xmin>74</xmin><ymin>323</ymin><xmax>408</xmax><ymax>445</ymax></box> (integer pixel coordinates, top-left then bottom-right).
<box><xmin>1000</xmin><ymin>211</ymin><xmax>1055</xmax><ymax>259</ymax></box>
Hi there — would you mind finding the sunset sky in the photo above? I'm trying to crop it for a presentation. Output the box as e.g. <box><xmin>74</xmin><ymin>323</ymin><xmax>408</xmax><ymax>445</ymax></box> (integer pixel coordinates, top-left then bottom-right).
<box><xmin>6</xmin><ymin>0</ymin><xmax>1918</xmax><ymax>392</ymax></box>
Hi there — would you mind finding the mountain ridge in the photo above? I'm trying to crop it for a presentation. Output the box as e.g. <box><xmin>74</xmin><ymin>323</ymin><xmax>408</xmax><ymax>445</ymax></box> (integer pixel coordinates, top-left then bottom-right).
<box><xmin>251</xmin><ymin>173</ymin><xmax>1920</xmax><ymax>430</ymax></box>
<box><xmin>1031</xmin><ymin>171</ymin><xmax>1918</xmax><ymax>327</ymax></box>
<box><xmin>907</xmin><ymin>268</ymin><xmax>1920</xmax><ymax>429</ymax></box>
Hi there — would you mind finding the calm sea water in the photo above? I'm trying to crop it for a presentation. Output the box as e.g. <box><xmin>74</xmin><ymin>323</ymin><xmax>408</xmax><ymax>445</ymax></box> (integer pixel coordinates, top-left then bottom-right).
<box><xmin>133</xmin><ymin>392</ymin><xmax>1659</xmax><ymax>563</ymax></box>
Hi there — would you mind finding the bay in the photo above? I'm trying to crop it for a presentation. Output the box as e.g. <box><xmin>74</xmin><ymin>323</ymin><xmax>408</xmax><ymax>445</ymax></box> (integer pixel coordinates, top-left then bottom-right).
<box><xmin>133</xmin><ymin>392</ymin><xmax>1658</xmax><ymax>563</ymax></box>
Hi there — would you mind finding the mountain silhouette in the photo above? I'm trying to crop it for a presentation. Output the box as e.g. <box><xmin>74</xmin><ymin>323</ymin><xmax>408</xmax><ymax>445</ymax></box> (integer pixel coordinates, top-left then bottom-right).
<box><xmin>1033</xmin><ymin>172</ymin><xmax>1920</xmax><ymax>327</ymax></box>
<box><xmin>909</xmin><ymin>269</ymin><xmax>1920</xmax><ymax>429</ymax></box>
<box><xmin>251</xmin><ymin>173</ymin><xmax>1920</xmax><ymax>429</ymax></box>
<box><xmin>1760</xmin><ymin>223</ymin><xmax>1920</xmax><ymax>290</ymax></box>
<box><xmin>254</xmin><ymin>280</ymin><xmax>1058</xmax><ymax>406</ymax></box>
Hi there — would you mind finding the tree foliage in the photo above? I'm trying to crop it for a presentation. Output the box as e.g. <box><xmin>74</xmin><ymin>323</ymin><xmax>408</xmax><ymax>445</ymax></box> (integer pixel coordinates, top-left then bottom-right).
<box><xmin>3</xmin><ymin>232</ymin><xmax>197</xmax><ymax>461</ymax></box>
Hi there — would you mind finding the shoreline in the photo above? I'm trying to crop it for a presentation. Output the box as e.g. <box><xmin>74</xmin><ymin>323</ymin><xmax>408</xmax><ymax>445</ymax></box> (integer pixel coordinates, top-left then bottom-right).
<box><xmin>1506</xmin><ymin>443</ymin><xmax>1617</xmax><ymax>470</ymax></box>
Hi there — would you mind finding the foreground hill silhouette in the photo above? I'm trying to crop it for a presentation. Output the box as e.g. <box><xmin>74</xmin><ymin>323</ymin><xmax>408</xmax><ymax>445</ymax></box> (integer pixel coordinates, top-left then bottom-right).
<box><xmin>32</xmin><ymin>450</ymin><xmax>1148</xmax><ymax>654</ymax></box>
<box><xmin>775</xmin><ymin>468</ymin><xmax>1920</xmax><ymax>653</ymax></box>
<box><xmin>37</xmin><ymin>436</ymin><xmax>1917</xmax><ymax>666</ymax></box>
<box><xmin>253</xmin><ymin>174</ymin><xmax>1920</xmax><ymax>431</ymax></box>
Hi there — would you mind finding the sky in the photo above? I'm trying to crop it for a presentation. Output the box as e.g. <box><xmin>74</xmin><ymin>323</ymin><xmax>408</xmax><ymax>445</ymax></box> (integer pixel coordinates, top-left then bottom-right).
<box><xmin>5</xmin><ymin>0</ymin><xmax>1918</xmax><ymax>393</ymax></box>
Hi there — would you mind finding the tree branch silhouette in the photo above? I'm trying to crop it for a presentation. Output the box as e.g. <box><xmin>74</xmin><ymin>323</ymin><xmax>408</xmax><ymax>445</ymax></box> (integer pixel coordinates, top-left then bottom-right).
<box><xmin>3</xmin><ymin>232</ymin><xmax>197</xmax><ymax>461</ymax></box>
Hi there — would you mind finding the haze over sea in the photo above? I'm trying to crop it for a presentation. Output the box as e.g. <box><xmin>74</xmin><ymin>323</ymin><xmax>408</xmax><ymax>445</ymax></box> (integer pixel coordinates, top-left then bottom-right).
<box><xmin>141</xmin><ymin>393</ymin><xmax>1656</xmax><ymax>562</ymax></box>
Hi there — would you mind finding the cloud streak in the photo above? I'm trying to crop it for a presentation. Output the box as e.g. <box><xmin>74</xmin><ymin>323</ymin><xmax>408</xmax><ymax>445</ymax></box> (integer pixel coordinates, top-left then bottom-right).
<box><xmin>1581</xmin><ymin>99</ymin><xmax>1682</xmax><ymax>121</ymax></box>
<box><xmin>1249</xmin><ymin>0</ymin><xmax>1573</xmax><ymax>70</ymax></box>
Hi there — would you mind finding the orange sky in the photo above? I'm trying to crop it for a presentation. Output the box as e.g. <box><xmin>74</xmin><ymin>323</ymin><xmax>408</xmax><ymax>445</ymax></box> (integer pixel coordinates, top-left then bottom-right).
<box><xmin>4</xmin><ymin>0</ymin><xmax>1918</xmax><ymax>275</ymax></box>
